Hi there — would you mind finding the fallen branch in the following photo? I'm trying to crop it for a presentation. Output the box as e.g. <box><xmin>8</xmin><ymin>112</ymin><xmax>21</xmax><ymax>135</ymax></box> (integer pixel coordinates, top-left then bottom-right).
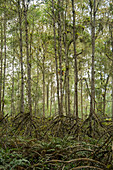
<box><xmin>71</xmin><ymin>166</ymin><xmax>104</xmax><ymax>170</ymax></box>
<box><xmin>43</xmin><ymin>158</ymin><xmax>106</xmax><ymax>168</ymax></box>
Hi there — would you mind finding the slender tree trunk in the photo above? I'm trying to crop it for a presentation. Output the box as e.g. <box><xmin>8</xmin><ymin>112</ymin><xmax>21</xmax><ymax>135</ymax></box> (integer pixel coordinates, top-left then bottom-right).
<box><xmin>18</xmin><ymin>0</ymin><xmax>24</xmax><ymax>113</ymax></box>
<box><xmin>43</xmin><ymin>54</ymin><xmax>45</xmax><ymax>117</ymax></box>
<box><xmin>88</xmin><ymin>0</ymin><xmax>96</xmax><ymax>137</ymax></box>
<box><xmin>52</xmin><ymin>0</ymin><xmax>60</xmax><ymax>115</ymax></box>
<box><xmin>2</xmin><ymin>11</ymin><xmax>7</xmax><ymax>115</ymax></box>
<box><xmin>30</xmin><ymin>20</ymin><xmax>35</xmax><ymax>114</ymax></box>
<box><xmin>103</xmin><ymin>75</ymin><xmax>109</xmax><ymax>115</ymax></box>
<box><xmin>23</xmin><ymin>0</ymin><xmax>32</xmax><ymax>114</ymax></box>
<box><xmin>53</xmin><ymin>90</ymin><xmax>56</xmax><ymax>115</ymax></box>
<box><xmin>11</xmin><ymin>54</ymin><xmax>15</xmax><ymax>116</ymax></box>
<box><xmin>67</xmin><ymin>61</ymin><xmax>71</xmax><ymax>115</ymax></box>
<box><xmin>17</xmin><ymin>70</ymin><xmax>20</xmax><ymax>112</ymax></box>
<box><xmin>81</xmin><ymin>74</ymin><xmax>83</xmax><ymax>120</ymax></box>
<box><xmin>65</xmin><ymin>88</ymin><xmax>67</xmax><ymax>115</ymax></box>
<box><xmin>47</xmin><ymin>83</ymin><xmax>49</xmax><ymax>115</ymax></box>
<box><xmin>58</xmin><ymin>0</ymin><xmax>63</xmax><ymax>116</ymax></box>
<box><xmin>0</xmin><ymin>21</ymin><xmax>3</xmax><ymax>117</ymax></box>
<box><xmin>34</xmin><ymin>59</ymin><xmax>39</xmax><ymax>116</ymax></box>
<box><xmin>111</xmin><ymin>31</ymin><xmax>113</xmax><ymax>121</ymax></box>
<box><xmin>72</xmin><ymin>0</ymin><xmax>78</xmax><ymax>120</ymax></box>
<box><xmin>90</xmin><ymin>0</ymin><xmax>96</xmax><ymax>117</ymax></box>
<box><xmin>47</xmin><ymin>68</ymin><xmax>50</xmax><ymax>116</ymax></box>
<box><xmin>67</xmin><ymin>46</ymin><xmax>71</xmax><ymax>115</ymax></box>
<box><xmin>50</xmin><ymin>78</ymin><xmax>53</xmax><ymax>116</ymax></box>
<box><xmin>111</xmin><ymin>0</ymin><xmax>113</xmax><ymax>160</ymax></box>
<box><xmin>63</xmin><ymin>0</ymin><xmax>68</xmax><ymax>115</ymax></box>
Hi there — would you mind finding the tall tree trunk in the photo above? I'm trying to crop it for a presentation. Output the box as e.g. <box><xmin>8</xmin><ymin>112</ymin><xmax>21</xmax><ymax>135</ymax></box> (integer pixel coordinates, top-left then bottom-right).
<box><xmin>2</xmin><ymin>11</ymin><xmax>7</xmax><ymax>115</ymax></box>
<box><xmin>53</xmin><ymin>90</ymin><xmax>56</xmax><ymax>115</ymax></box>
<box><xmin>111</xmin><ymin>31</ymin><xmax>113</xmax><ymax>121</ymax></box>
<box><xmin>67</xmin><ymin>47</ymin><xmax>71</xmax><ymax>115</ymax></box>
<box><xmin>67</xmin><ymin>61</ymin><xmax>71</xmax><ymax>115</ymax></box>
<box><xmin>0</xmin><ymin>20</ymin><xmax>3</xmax><ymax>117</ymax></box>
<box><xmin>63</xmin><ymin>0</ymin><xmax>68</xmax><ymax>115</ymax></box>
<box><xmin>18</xmin><ymin>0</ymin><xmax>24</xmax><ymax>113</ymax></box>
<box><xmin>43</xmin><ymin>54</ymin><xmax>45</xmax><ymax>117</ymax></box>
<box><xmin>52</xmin><ymin>0</ymin><xmax>60</xmax><ymax>115</ymax></box>
<box><xmin>110</xmin><ymin>0</ymin><xmax>113</xmax><ymax>121</ymax></box>
<box><xmin>34</xmin><ymin>60</ymin><xmax>39</xmax><ymax>116</ymax></box>
<box><xmin>30</xmin><ymin>19</ymin><xmax>35</xmax><ymax>114</ymax></box>
<box><xmin>22</xmin><ymin>0</ymin><xmax>32</xmax><ymax>114</ymax></box>
<box><xmin>50</xmin><ymin>78</ymin><xmax>53</xmax><ymax>116</ymax></box>
<box><xmin>88</xmin><ymin>0</ymin><xmax>96</xmax><ymax>137</ymax></box>
<box><xmin>72</xmin><ymin>0</ymin><xmax>78</xmax><ymax>120</ymax></box>
<box><xmin>58</xmin><ymin>0</ymin><xmax>63</xmax><ymax>116</ymax></box>
<box><xmin>11</xmin><ymin>53</ymin><xmax>15</xmax><ymax>116</ymax></box>
<box><xmin>47</xmin><ymin>83</ymin><xmax>49</xmax><ymax>115</ymax></box>
<box><xmin>103</xmin><ymin>75</ymin><xmax>109</xmax><ymax>115</ymax></box>
<box><xmin>111</xmin><ymin>0</ymin><xmax>113</xmax><ymax>158</ymax></box>
<box><xmin>17</xmin><ymin>70</ymin><xmax>20</xmax><ymax>112</ymax></box>
<box><xmin>90</xmin><ymin>0</ymin><xmax>96</xmax><ymax>117</ymax></box>
<box><xmin>81</xmin><ymin>74</ymin><xmax>83</xmax><ymax>120</ymax></box>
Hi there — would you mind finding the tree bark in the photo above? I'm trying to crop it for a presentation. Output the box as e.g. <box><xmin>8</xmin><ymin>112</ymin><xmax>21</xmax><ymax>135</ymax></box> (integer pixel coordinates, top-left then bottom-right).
<box><xmin>111</xmin><ymin>30</ymin><xmax>113</xmax><ymax>121</ymax></box>
<box><xmin>103</xmin><ymin>75</ymin><xmax>109</xmax><ymax>115</ymax></box>
<box><xmin>47</xmin><ymin>83</ymin><xmax>49</xmax><ymax>115</ymax></box>
<box><xmin>63</xmin><ymin>0</ymin><xmax>68</xmax><ymax>115</ymax></box>
<box><xmin>90</xmin><ymin>0</ymin><xmax>96</xmax><ymax>117</ymax></box>
<box><xmin>50</xmin><ymin>76</ymin><xmax>53</xmax><ymax>116</ymax></box>
<box><xmin>58</xmin><ymin>0</ymin><xmax>63</xmax><ymax>116</ymax></box>
<box><xmin>67</xmin><ymin>61</ymin><xmax>71</xmax><ymax>115</ymax></box>
<box><xmin>0</xmin><ymin>20</ymin><xmax>3</xmax><ymax>117</ymax></box>
<box><xmin>34</xmin><ymin>57</ymin><xmax>39</xmax><ymax>116</ymax></box>
<box><xmin>81</xmin><ymin>74</ymin><xmax>83</xmax><ymax>120</ymax></box>
<box><xmin>18</xmin><ymin>0</ymin><xmax>24</xmax><ymax>113</ymax></box>
<box><xmin>22</xmin><ymin>0</ymin><xmax>32</xmax><ymax>115</ymax></box>
<box><xmin>52</xmin><ymin>0</ymin><xmax>60</xmax><ymax>115</ymax></box>
<box><xmin>2</xmin><ymin>10</ymin><xmax>7</xmax><ymax>115</ymax></box>
<box><xmin>72</xmin><ymin>0</ymin><xmax>78</xmax><ymax>120</ymax></box>
<box><xmin>43</xmin><ymin>53</ymin><xmax>45</xmax><ymax>117</ymax></box>
<box><xmin>11</xmin><ymin>53</ymin><xmax>15</xmax><ymax>116</ymax></box>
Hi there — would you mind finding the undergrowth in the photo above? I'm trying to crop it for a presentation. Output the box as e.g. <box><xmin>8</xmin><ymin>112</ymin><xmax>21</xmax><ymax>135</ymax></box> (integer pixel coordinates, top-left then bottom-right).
<box><xmin>0</xmin><ymin>113</ymin><xmax>112</xmax><ymax>169</ymax></box>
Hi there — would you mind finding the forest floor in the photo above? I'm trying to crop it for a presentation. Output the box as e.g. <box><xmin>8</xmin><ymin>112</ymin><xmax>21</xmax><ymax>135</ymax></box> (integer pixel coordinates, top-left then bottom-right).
<box><xmin>0</xmin><ymin>113</ymin><xmax>112</xmax><ymax>169</ymax></box>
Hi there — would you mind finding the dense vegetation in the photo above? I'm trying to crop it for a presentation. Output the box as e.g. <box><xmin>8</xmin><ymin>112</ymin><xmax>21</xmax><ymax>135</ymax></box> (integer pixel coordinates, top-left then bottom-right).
<box><xmin>0</xmin><ymin>0</ymin><xmax>113</xmax><ymax>169</ymax></box>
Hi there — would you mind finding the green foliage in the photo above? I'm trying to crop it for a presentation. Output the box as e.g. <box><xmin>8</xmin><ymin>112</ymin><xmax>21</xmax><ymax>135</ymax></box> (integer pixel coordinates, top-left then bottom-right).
<box><xmin>0</xmin><ymin>112</ymin><xmax>112</xmax><ymax>169</ymax></box>
<box><xmin>0</xmin><ymin>148</ymin><xmax>30</xmax><ymax>169</ymax></box>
